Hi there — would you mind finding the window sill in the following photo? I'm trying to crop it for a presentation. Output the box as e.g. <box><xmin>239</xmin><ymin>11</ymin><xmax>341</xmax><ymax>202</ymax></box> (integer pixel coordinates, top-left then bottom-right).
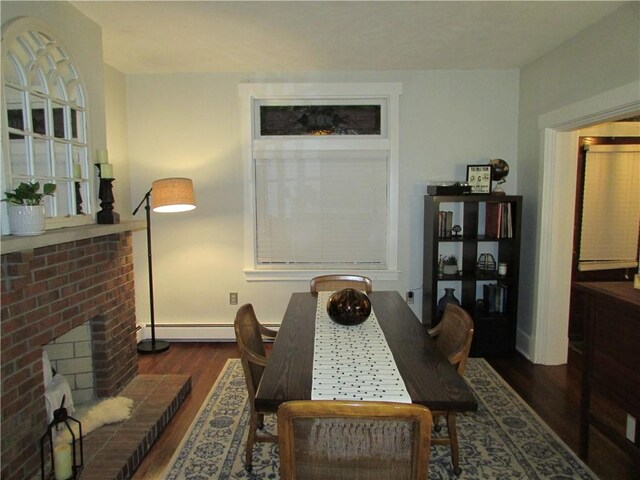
<box><xmin>244</xmin><ymin>268</ymin><xmax>400</xmax><ymax>282</ymax></box>
<box><xmin>0</xmin><ymin>220</ymin><xmax>146</xmax><ymax>255</ymax></box>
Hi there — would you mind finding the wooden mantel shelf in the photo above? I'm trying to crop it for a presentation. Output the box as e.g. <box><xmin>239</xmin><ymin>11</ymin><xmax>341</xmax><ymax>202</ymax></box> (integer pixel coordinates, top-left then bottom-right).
<box><xmin>0</xmin><ymin>220</ymin><xmax>146</xmax><ymax>255</ymax></box>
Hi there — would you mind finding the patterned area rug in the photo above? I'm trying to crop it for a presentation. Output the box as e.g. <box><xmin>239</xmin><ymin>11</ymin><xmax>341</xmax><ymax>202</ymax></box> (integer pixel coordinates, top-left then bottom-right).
<box><xmin>162</xmin><ymin>358</ymin><xmax>597</xmax><ymax>479</ymax></box>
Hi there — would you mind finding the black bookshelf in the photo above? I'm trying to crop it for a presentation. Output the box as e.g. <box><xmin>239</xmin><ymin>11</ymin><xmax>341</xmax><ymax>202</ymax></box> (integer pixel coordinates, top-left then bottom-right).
<box><xmin>422</xmin><ymin>194</ymin><xmax>523</xmax><ymax>357</ymax></box>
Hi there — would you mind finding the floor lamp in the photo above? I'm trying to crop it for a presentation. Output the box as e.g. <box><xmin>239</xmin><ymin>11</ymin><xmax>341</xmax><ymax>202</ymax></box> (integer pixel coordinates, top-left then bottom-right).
<box><xmin>133</xmin><ymin>177</ymin><xmax>196</xmax><ymax>354</ymax></box>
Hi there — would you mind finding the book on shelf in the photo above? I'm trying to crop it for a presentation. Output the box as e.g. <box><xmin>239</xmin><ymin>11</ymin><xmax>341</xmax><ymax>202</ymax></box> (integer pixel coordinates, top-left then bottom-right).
<box><xmin>485</xmin><ymin>202</ymin><xmax>514</xmax><ymax>239</ymax></box>
<box><xmin>483</xmin><ymin>283</ymin><xmax>508</xmax><ymax>314</ymax></box>
<box><xmin>438</xmin><ymin>210</ymin><xmax>453</xmax><ymax>237</ymax></box>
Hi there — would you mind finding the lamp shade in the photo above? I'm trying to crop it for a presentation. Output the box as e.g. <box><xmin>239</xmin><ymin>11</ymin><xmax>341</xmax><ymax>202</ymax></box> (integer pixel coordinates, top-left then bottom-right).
<box><xmin>151</xmin><ymin>178</ymin><xmax>196</xmax><ymax>213</ymax></box>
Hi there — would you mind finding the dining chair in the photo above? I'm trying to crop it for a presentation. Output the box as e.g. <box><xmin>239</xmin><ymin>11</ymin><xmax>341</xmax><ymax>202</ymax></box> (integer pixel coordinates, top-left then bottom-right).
<box><xmin>309</xmin><ymin>274</ymin><xmax>373</xmax><ymax>294</ymax></box>
<box><xmin>427</xmin><ymin>303</ymin><xmax>474</xmax><ymax>475</ymax></box>
<box><xmin>277</xmin><ymin>400</ymin><xmax>433</xmax><ymax>480</ymax></box>
<box><xmin>234</xmin><ymin>303</ymin><xmax>278</xmax><ymax>471</ymax></box>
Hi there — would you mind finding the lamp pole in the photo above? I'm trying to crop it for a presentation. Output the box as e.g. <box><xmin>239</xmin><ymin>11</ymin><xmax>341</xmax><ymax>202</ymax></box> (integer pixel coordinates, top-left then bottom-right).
<box><xmin>133</xmin><ymin>188</ymin><xmax>170</xmax><ymax>354</ymax></box>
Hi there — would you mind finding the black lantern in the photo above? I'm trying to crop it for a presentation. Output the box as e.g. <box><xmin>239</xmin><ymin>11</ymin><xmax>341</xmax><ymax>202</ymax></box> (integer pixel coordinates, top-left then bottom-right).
<box><xmin>40</xmin><ymin>396</ymin><xmax>83</xmax><ymax>480</ymax></box>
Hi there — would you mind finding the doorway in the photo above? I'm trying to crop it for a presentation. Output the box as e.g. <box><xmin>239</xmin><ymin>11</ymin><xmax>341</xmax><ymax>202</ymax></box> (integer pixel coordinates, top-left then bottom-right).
<box><xmin>533</xmin><ymin>81</ymin><xmax>640</xmax><ymax>365</ymax></box>
<box><xmin>568</xmin><ymin>132</ymin><xmax>640</xmax><ymax>352</ymax></box>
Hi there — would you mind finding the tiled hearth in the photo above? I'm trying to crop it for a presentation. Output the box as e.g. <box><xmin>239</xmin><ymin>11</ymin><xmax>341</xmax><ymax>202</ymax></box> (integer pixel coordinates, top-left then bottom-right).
<box><xmin>0</xmin><ymin>224</ymin><xmax>190</xmax><ymax>480</ymax></box>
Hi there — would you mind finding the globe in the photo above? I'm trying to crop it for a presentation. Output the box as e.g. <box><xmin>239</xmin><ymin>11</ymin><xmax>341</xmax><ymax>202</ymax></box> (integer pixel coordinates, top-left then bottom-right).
<box><xmin>489</xmin><ymin>158</ymin><xmax>509</xmax><ymax>184</ymax></box>
<box><xmin>326</xmin><ymin>288</ymin><xmax>372</xmax><ymax>325</ymax></box>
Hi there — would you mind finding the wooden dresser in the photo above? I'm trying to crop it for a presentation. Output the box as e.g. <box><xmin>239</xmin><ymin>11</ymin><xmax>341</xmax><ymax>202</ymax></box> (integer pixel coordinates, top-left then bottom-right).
<box><xmin>573</xmin><ymin>281</ymin><xmax>640</xmax><ymax>468</ymax></box>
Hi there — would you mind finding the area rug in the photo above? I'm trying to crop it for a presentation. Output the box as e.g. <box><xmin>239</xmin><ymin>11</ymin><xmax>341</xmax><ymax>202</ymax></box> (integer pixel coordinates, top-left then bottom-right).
<box><xmin>162</xmin><ymin>359</ymin><xmax>597</xmax><ymax>479</ymax></box>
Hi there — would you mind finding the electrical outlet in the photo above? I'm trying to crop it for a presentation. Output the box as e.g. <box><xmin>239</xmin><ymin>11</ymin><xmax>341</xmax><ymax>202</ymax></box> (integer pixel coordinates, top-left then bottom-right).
<box><xmin>626</xmin><ymin>414</ymin><xmax>636</xmax><ymax>442</ymax></box>
<box><xmin>406</xmin><ymin>291</ymin><xmax>414</xmax><ymax>304</ymax></box>
<box><xmin>229</xmin><ymin>292</ymin><xmax>238</xmax><ymax>305</ymax></box>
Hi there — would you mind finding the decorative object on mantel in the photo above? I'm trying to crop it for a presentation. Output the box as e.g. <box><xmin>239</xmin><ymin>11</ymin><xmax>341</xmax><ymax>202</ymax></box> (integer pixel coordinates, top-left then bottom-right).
<box><xmin>326</xmin><ymin>288</ymin><xmax>372</xmax><ymax>325</ymax></box>
<box><xmin>40</xmin><ymin>395</ymin><xmax>83</xmax><ymax>480</ymax></box>
<box><xmin>489</xmin><ymin>158</ymin><xmax>509</xmax><ymax>195</ymax></box>
<box><xmin>95</xmin><ymin>150</ymin><xmax>120</xmax><ymax>224</ymax></box>
<box><xmin>2</xmin><ymin>181</ymin><xmax>56</xmax><ymax>236</ymax></box>
<box><xmin>133</xmin><ymin>177</ymin><xmax>196</xmax><ymax>354</ymax></box>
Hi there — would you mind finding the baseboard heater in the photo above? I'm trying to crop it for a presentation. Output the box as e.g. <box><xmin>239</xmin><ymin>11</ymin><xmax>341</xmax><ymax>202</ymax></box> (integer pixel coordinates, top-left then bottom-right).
<box><xmin>138</xmin><ymin>323</ymin><xmax>280</xmax><ymax>342</ymax></box>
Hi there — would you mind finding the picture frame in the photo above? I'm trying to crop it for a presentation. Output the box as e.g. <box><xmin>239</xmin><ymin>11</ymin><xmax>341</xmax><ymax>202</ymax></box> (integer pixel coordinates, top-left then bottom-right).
<box><xmin>466</xmin><ymin>164</ymin><xmax>492</xmax><ymax>194</ymax></box>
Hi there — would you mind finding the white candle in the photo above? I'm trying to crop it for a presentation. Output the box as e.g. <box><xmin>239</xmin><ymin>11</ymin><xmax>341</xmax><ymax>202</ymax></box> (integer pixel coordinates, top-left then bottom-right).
<box><xmin>96</xmin><ymin>149</ymin><xmax>109</xmax><ymax>164</ymax></box>
<box><xmin>53</xmin><ymin>443</ymin><xmax>73</xmax><ymax>480</ymax></box>
<box><xmin>73</xmin><ymin>164</ymin><xmax>82</xmax><ymax>179</ymax></box>
<box><xmin>100</xmin><ymin>163</ymin><xmax>114</xmax><ymax>179</ymax></box>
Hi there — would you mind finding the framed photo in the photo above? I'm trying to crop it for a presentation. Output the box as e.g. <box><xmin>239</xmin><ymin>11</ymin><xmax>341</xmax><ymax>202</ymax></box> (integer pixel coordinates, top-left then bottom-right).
<box><xmin>466</xmin><ymin>164</ymin><xmax>492</xmax><ymax>194</ymax></box>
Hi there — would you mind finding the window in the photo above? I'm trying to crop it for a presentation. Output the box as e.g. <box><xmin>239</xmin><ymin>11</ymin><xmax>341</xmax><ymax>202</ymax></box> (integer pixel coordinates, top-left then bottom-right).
<box><xmin>578</xmin><ymin>144</ymin><xmax>640</xmax><ymax>271</ymax></box>
<box><xmin>240</xmin><ymin>83</ymin><xmax>401</xmax><ymax>280</ymax></box>
<box><xmin>2</xmin><ymin>18</ymin><xmax>92</xmax><ymax>231</ymax></box>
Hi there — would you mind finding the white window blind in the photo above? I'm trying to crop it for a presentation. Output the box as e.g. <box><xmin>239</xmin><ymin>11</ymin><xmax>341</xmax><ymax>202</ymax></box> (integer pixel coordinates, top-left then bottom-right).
<box><xmin>255</xmin><ymin>151</ymin><xmax>388</xmax><ymax>266</ymax></box>
<box><xmin>578</xmin><ymin>144</ymin><xmax>640</xmax><ymax>271</ymax></box>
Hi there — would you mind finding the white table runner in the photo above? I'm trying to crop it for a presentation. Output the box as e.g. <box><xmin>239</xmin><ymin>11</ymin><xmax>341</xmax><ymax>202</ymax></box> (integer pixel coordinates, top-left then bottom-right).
<box><xmin>312</xmin><ymin>291</ymin><xmax>411</xmax><ymax>402</ymax></box>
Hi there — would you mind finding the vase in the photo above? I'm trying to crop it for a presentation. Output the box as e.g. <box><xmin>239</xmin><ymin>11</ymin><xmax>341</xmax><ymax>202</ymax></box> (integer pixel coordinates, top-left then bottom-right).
<box><xmin>326</xmin><ymin>288</ymin><xmax>372</xmax><ymax>326</ymax></box>
<box><xmin>436</xmin><ymin>288</ymin><xmax>460</xmax><ymax>321</ymax></box>
<box><xmin>7</xmin><ymin>205</ymin><xmax>45</xmax><ymax>236</ymax></box>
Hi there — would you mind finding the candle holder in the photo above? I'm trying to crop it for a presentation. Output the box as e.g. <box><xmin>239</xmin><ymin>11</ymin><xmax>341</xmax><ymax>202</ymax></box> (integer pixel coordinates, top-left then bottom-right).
<box><xmin>40</xmin><ymin>396</ymin><xmax>83</xmax><ymax>480</ymax></box>
<box><xmin>74</xmin><ymin>182</ymin><xmax>83</xmax><ymax>214</ymax></box>
<box><xmin>97</xmin><ymin>178</ymin><xmax>120</xmax><ymax>224</ymax></box>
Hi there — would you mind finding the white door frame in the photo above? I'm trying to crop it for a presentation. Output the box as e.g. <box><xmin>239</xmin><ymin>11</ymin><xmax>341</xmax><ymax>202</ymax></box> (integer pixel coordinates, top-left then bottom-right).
<box><xmin>533</xmin><ymin>81</ymin><xmax>640</xmax><ymax>365</ymax></box>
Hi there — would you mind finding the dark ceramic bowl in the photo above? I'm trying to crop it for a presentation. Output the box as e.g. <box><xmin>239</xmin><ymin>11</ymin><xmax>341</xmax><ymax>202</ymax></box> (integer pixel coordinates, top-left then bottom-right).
<box><xmin>326</xmin><ymin>288</ymin><xmax>372</xmax><ymax>325</ymax></box>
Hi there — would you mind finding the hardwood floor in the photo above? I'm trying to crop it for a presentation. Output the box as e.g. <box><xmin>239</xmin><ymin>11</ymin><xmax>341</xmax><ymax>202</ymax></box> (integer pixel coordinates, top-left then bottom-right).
<box><xmin>131</xmin><ymin>343</ymin><xmax>240</xmax><ymax>480</ymax></box>
<box><xmin>132</xmin><ymin>342</ymin><xmax>635</xmax><ymax>479</ymax></box>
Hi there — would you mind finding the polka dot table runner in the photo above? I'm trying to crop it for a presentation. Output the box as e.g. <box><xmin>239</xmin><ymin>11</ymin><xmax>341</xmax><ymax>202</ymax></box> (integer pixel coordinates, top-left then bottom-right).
<box><xmin>312</xmin><ymin>291</ymin><xmax>411</xmax><ymax>402</ymax></box>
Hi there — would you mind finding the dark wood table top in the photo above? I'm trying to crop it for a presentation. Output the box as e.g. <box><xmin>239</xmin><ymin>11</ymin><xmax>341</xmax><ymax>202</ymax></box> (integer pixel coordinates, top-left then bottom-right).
<box><xmin>255</xmin><ymin>291</ymin><xmax>478</xmax><ymax>413</ymax></box>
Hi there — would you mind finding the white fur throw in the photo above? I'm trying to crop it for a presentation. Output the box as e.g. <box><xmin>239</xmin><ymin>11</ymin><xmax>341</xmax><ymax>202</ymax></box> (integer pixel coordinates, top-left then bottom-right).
<box><xmin>55</xmin><ymin>396</ymin><xmax>134</xmax><ymax>445</ymax></box>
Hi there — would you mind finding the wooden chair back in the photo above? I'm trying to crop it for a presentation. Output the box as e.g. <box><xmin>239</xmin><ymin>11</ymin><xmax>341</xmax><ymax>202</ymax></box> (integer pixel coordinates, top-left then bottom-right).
<box><xmin>428</xmin><ymin>303</ymin><xmax>474</xmax><ymax>375</ymax></box>
<box><xmin>277</xmin><ymin>400</ymin><xmax>432</xmax><ymax>480</ymax></box>
<box><xmin>234</xmin><ymin>304</ymin><xmax>271</xmax><ymax>400</ymax></box>
<box><xmin>310</xmin><ymin>274</ymin><xmax>372</xmax><ymax>294</ymax></box>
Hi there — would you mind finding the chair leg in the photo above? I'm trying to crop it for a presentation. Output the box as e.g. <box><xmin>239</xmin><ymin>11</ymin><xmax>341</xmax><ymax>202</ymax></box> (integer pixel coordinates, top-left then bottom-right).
<box><xmin>447</xmin><ymin>412</ymin><xmax>461</xmax><ymax>475</ymax></box>
<box><xmin>245</xmin><ymin>408</ymin><xmax>258</xmax><ymax>471</ymax></box>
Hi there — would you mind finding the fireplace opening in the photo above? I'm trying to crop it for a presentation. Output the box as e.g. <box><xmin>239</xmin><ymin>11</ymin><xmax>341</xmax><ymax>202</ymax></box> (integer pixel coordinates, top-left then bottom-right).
<box><xmin>43</xmin><ymin>320</ymin><xmax>96</xmax><ymax>410</ymax></box>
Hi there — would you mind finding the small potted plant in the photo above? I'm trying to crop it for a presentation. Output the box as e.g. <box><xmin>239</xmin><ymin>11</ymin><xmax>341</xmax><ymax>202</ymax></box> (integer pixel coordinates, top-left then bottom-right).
<box><xmin>442</xmin><ymin>255</ymin><xmax>459</xmax><ymax>275</ymax></box>
<box><xmin>2</xmin><ymin>181</ymin><xmax>56</xmax><ymax>236</ymax></box>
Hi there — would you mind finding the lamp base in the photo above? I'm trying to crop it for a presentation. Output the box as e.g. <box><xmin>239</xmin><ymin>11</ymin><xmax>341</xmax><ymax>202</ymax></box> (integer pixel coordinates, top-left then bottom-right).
<box><xmin>137</xmin><ymin>339</ymin><xmax>170</xmax><ymax>354</ymax></box>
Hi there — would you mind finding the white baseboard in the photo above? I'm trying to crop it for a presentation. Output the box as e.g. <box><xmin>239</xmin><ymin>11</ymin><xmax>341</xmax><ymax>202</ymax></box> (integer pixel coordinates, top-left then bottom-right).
<box><xmin>137</xmin><ymin>323</ymin><xmax>280</xmax><ymax>342</ymax></box>
<box><xmin>515</xmin><ymin>327</ymin><xmax>533</xmax><ymax>361</ymax></box>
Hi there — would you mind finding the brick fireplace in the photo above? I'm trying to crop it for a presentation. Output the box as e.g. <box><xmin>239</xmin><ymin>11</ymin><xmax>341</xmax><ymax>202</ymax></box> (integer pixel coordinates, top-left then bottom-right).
<box><xmin>1</xmin><ymin>231</ymin><xmax>138</xmax><ymax>480</ymax></box>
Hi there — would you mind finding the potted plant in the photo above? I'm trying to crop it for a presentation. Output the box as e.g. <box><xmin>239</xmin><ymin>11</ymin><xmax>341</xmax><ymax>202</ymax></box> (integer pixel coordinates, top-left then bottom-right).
<box><xmin>2</xmin><ymin>181</ymin><xmax>56</xmax><ymax>236</ymax></box>
<box><xmin>442</xmin><ymin>255</ymin><xmax>459</xmax><ymax>275</ymax></box>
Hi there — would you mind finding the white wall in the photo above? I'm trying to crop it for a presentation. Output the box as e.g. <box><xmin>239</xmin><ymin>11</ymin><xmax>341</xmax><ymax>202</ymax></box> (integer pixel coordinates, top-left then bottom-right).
<box><xmin>126</xmin><ymin>70</ymin><xmax>519</xmax><ymax>336</ymax></box>
<box><xmin>517</xmin><ymin>2</ymin><xmax>640</xmax><ymax>362</ymax></box>
<box><xmin>103</xmin><ymin>65</ymin><xmax>133</xmax><ymax>221</ymax></box>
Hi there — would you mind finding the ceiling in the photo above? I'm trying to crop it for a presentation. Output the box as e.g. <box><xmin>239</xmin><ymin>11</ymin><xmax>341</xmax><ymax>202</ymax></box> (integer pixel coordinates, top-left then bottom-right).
<box><xmin>70</xmin><ymin>1</ymin><xmax>628</xmax><ymax>74</ymax></box>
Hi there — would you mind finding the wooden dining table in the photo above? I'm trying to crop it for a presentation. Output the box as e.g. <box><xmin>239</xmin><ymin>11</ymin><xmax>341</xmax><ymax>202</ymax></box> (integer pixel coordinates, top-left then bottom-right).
<box><xmin>255</xmin><ymin>290</ymin><xmax>478</xmax><ymax>414</ymax></box>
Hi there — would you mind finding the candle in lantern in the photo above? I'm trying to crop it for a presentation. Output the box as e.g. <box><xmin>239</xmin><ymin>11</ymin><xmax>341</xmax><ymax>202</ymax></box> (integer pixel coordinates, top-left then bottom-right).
<box><xmin>96</xmin><ymin>149</ymin><xmax>109</xmax><ymax>164</ymax></box>
<box><xmin>53</xmin><ymin>443</ymin><xmax>73</xmax><ymax>480</ymax></box>
<box><xmin>100</xmin><ymin>164</ymin><xmax>114</xmax><ymax>179</ymax></box>
<box><xmin>73</xmin><ymin>164</ymin><xmax>82</xmax><ymax>179</ymax></box>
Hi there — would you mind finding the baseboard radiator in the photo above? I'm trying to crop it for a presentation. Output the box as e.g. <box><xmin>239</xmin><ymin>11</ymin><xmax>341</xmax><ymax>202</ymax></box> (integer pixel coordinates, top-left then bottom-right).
<box><xmin>137</xmin><ymin>323</ymin><xmax>280</xmax><ymax>342</ymax></box>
